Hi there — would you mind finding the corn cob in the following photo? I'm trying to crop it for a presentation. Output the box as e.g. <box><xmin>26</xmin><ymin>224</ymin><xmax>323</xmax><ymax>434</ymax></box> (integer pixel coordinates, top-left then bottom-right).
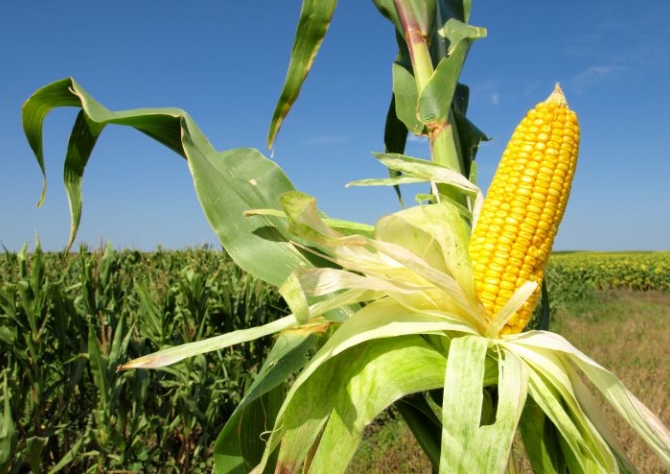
<box><xmin>469</xmin><ymin>83</ymin><xmax>580</xmax><ymax>335</ymax></box>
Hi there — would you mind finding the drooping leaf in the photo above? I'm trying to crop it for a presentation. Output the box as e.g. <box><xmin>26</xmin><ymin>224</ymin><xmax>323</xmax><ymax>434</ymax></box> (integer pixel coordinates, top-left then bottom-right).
<box><xmin>307</xmin><ymin>336</ymin><xmax>449</xmax><ymax>473</ymax></box>
<box><xmin>267</xmin><ymin>0</ymin><xmax>338</xmax><ymax>148</ymax></box>
<box><xmin>512</xmin><ymin>331</ymin><xmax>670</xmax><ymax>468</ymax></box>
<box><xmin>440</xmin><ymin>337</ymin><xmax>527</xmax><ymax>474</ymax></box>
<box><xmin>506</xmin><ymin>334</ymin><xmax>619</xmax><ymax>472</ymax></box>
<box><xmin>22</xmin><ymin>78</ymin><xmax>314</xmax><ymax>286</ymax></box>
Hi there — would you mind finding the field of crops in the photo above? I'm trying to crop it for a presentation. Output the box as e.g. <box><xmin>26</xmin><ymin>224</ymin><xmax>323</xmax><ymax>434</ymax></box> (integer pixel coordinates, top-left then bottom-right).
<box><xmin>1</xmin><ymin>246</ymin><xmax>668</xmax><ymax>472</ymax></box>
<box><xmin>0</xmin><ymin>244</ymin><xmax>286</xmax><ymax>473</ymax></box>
<box><xmin>550</xmin><ymin>251</ymin><xmax>670</xmax><ymax>290</ymax></box>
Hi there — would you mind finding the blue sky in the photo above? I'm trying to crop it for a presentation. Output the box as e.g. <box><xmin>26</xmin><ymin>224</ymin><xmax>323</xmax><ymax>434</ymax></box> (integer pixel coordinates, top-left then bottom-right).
<box><xmin>1</xmin><ymin>1</ymin><xmax>669</xmax><ymax>251</ymax></box>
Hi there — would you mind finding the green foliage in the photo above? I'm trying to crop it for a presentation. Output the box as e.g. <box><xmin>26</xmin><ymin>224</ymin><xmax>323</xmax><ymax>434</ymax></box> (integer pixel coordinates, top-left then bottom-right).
<box><xmin>548</xmin><ymin>251</ymin><xmax>670</xmax><ymax>293</ymax></box>
<box><xmin>526</xmin><ymin>252</ymin><xmax>670</xmax><ymax>331</ymax></box>
<box><xmin>0</xmin><ymin>244</ymin><xmax>285</xmax><ymax>473</ymax></box>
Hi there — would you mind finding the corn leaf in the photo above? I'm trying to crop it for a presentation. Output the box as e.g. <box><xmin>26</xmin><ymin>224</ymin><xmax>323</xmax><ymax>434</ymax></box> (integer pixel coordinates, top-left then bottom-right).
<box><xmin>518</xmin><ymin>396</ymin><xmax>566</xmax><ymax>474</ymax></box>
<box><xmin>213</xmin><ymin>328</ymin><xmax>322</xmax><ymax>473</ymax></box>
<box><xmin>305</xmin><ymin>336</ymin><xmax>449</xmax><ymax>473</ymax></box>
<box><xmin>370</xmin><ymin>0</ymin><xmax>404</xmax><ymax>33</ymax></box>
<box><xmin>375</xmin><ymin>199</ymin><xmax>475</xmax><ymax>296</ymax></box>
<box><xmin>392</xmin><ymin>63</ymin><xmax>425</xmax><ymax>135</ymax></box>
<box><xmin>267</xmin><ymin>0</ymin><xmax>338</xmax><ymax>148</ymax></box>
<box><xmin>383</xmin><ymin>94</ymin><xmax>409</xmax><ymax>207</ymax></box>
<box><xmin>300</xmin><ymin>297</ymin><xmax>475</xmax><ymax>379</ymax></box>
<box><xmin>440</xmin><ymin>0</ymin><xmax>472</xmax><ymax>23</ymax></box>
<box><xmin>22</xmin><ymin>78</ymin><xmax>314</xmax><ymax>287</ymax></box>
<box><xmin>506</xmin><ymin>334</ymin><xmax>620</xmax><ymax>472</ymax></box>
<box><xmin>512</xmin><ymin>331</ymin><xmax>670</xmax><ymax>468</ymax></box>
<box><xmin>419</xmin><ymin>20</ymin><xmax>486</xmax><ymax>124</ymax></box>
<box><xmin>350</xmin><ymin>152</ymin><xmax>482</xmax><ymax>197</ymax></box>
<box><xmin>396</xmin><ymin>396</ymin><xmax>443</xmax><ymax>471</ymax></box>
<box><xmin>258</xmin><ymin>297</ymin><xmax>480</xmax><ymax>470</ymax></box>
<box><xmin>440</xmin><ymin>337</ymin><xmax>527</xmax><ymax>474</ymax></box>
<box><xmin>118</xmin><ymin>314</ymin><xmax>299</xmax><ymax>370</ymax></box>
<box><xmin>257</xmin><ymin>335</ymin><xmax>455</xmax><ymax>473</ymax></box>
<box><xmin>0</xmin><ymin>372</ymin><xmax>17</xmax><ymax>471</ymax></box>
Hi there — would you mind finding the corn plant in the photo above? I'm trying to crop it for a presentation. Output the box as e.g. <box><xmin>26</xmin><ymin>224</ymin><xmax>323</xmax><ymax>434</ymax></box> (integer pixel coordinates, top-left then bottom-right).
<box><xmin>20</xmin><ymin>1</ymin><xmax>670</xmax><ymax>473</ymax></box>
<box><xmin>0</xmin><ymin>246</ymin><xmax>284</xmax><ymax>472</ymax></box>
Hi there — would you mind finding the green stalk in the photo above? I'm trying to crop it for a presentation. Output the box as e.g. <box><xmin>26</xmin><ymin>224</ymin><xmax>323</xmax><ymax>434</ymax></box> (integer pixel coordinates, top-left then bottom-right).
<box><xmin>394</xmin><ymin>0</ymin><xmax>464</xmax><ymax>201</ymax></box>
<box><xmin>393</xmin><ymin>0</ymin><xmax>433</xmax><ymax>92</ymax></box>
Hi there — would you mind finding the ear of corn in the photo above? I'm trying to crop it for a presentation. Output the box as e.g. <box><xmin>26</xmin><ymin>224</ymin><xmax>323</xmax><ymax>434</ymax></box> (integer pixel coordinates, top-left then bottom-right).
<box><xmin>469</xmin><ymin>83</ymin><xmax>580</xmax><ymax>335</ymax></box>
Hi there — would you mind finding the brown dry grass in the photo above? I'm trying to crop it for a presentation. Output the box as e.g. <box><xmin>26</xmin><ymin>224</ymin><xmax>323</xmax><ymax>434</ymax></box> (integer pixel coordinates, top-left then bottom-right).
<box><xmin>349</xmin><ymin>290</ymin><xmax>670</xmax><ymax>473</ymax></box>
<box><xmin>550</xmin><ymin>290</ymin><xmax>670</xmax><ymax>473</ymax></box>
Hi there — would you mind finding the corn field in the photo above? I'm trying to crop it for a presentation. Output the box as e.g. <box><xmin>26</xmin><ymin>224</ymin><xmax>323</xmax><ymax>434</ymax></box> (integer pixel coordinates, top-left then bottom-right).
<box><xmin>0</xmin><ymin>244</ymin><xmax>286</xmax><ymax>473</ymax></box>
<box><xmin>547</xmin><ymin>251</ymin><xmax>670</xmax><ymax>293</ymax></box>
<box><xmin>1</xmin><ymin>246</ymin><xmax>668</xmax><ymax>472</ymax></box>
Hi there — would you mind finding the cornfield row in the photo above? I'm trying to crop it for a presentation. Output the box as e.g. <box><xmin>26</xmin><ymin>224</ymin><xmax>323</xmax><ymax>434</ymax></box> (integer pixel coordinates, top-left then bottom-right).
<box><xmin>0</xmin><ymin>244</ymin><xmax>286</xmax><ymax>473</ymax></box>
<box><xmin>0</xmin><ymin>246</ymin><xmax>668</xmax><ymax>472</ymax></box>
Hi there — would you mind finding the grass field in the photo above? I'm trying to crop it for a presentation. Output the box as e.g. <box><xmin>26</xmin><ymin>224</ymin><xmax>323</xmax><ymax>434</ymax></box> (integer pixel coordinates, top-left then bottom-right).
<box><xmin>347</xmin><ymin>289</ymin><xmax>670</xmax><ymax>473</ymax></box>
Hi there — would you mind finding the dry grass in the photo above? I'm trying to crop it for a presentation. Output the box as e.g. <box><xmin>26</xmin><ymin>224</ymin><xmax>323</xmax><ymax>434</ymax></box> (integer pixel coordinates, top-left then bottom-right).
<box><xmin>350</xmin><ymin>290</ymin><xmax>670</xmax><ymax>473</ymax></box>
<box><xmin>551</xmin><ymin>290</ymin><xmax>670</xmax><ymax>473</ymax></box>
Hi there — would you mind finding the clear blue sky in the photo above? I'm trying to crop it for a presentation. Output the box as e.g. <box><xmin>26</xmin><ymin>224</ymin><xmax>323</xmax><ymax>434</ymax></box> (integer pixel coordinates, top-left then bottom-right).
<box><xmin>1</xmin><ymin>1</ymin><xmax>669</xmax><ymax>251</ymax></box>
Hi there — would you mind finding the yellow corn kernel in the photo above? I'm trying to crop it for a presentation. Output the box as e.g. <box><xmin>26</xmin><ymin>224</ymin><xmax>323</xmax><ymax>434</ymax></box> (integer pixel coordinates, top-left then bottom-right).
<box><xmin>469</xmin><ymin>83</ymin><xmax>580</xmax><ymax>334</ymax></box>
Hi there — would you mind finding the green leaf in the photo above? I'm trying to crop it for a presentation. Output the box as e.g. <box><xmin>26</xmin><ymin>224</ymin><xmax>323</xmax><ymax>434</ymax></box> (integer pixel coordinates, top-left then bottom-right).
<box><xmin>452</xmin><ymin>100</ymin><xmax>489</xmax><ymax>179</ymax></box>
<box><xmin>88</xmin><ymin>324</ymin><xmax>109</xmax><ymax>409</ymax></box>
<box><xmin>262</xmin><ymin>335</ymin><xmax>449</xmax><ymax>474</ymax></box>
<box><xmin>267</xmin><ymin>0</ymin><xmax>338</xmax><ymax>148</ymax></box>
<box><xmin>392</xmin><ymin>63</ymin><xmax>424</xmax><ymax>134</ymax></box>
<box><xmin>418</xmin><ymin>20</ymin><xmax>486</xmax><ymax>124</ymax></box>
<box><xmin>22</xmin><ymin>78</ymin><xmax>313</xmax><ymax>286</ymax></box>
<box><xmin>440</xmin><ymin>337</ymin><xmax>527</xmax><ymax>474</ymax></box>
<box><xmin>437</xmin><ymin>0</ymin><xmax>472</xmax><ymax>27</ymax></box>
<box><xmin>185</xmin><ymin>145</ymin><xmax>307</xmax><ymax>286</ymax></box>
<box><xmin>307</xmin><ymin>336</ymin><xmax>449</xmax><ymax>473</ymax></box>
<box><xmin>62</xmin><ymin>112</ymin><xmax>105</xmax><ymax>250</ymax></box>
<box><xmin>118</xmin><ymin>313</ymin><xmax>299</xmax><ymax>370</ymax></box>
<box><xmin>514</xmin><ymin>331</ymin><xmax>670</xmax><ymax>468</ymax></box>
<box><xmin>214</xmin><ymin>385</ymin><xmax>285</xmax><ymax>474</ymax></box>
<box><xmin>214</xmin><ymin>329</ymin><xmax>321</xmax><ymax>474</ymax></box>
<box><xmin>383</xmin><ymin>93</ymin><xmax>409</xmax><ymax>207</ymax></box>
<box><xmin>0</xmin><ymin>371</ymin><xmax>17</xmax><ymax>471</ymax></box>
<box><xmin>518</xmin><ymin>395</ymin><xmax>566</xmax><ymax>474</ymax></box>
<box><xmin>47</xmin><ymin>436</ymin><xmax>86</xmax><ymax>474</ymax></box>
